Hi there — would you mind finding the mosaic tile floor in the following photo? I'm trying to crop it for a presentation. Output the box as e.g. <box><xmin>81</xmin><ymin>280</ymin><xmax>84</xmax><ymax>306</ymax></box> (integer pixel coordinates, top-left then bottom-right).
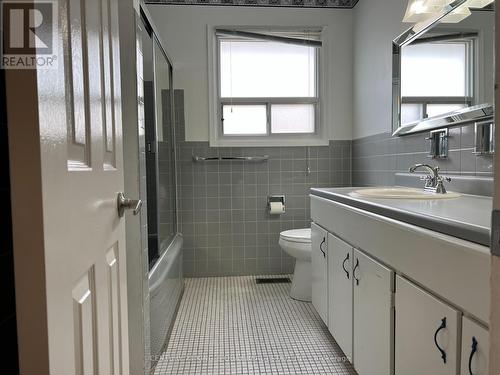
<box><xmin>153</xmin><ymin>276</ymin><xmax>357</xmax><ymax>374</ymax></box>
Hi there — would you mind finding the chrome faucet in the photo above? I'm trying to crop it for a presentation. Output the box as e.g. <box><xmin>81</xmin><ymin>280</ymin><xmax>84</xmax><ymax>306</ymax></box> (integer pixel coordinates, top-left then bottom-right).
<box><xmin>408</xmin><ymin>164</ymin><xmax>451</xmax><ymax>194</ymax></box>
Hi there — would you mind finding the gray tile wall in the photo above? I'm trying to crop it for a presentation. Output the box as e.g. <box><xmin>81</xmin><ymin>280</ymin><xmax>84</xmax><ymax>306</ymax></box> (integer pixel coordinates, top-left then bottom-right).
<box><xmin>352</xmin><ymin>125</ymin><xmax>494</xmax><ymax>187</ymax></box>
<box><xmin>174</xmin><ymin>91</ymin><xmax>352</xmax><ymax>277</ymax></box>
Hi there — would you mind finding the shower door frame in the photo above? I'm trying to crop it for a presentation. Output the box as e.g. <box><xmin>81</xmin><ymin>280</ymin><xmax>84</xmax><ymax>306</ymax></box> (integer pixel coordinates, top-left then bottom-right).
<box><xmin>138</xmin><ymin>2</ymin><xmax>183</xmax><ymax>372</ymax></box>
<box><xmin>140</xmin><ymin>6</ymin><xmax>179</xmax><ymax>268</ymax></box>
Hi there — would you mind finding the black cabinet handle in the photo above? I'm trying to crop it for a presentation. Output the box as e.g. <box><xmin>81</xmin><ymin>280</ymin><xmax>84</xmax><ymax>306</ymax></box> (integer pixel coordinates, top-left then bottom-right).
<box><xmin>468</xmin><ymin>336</ymin><xmax>478</xmax><ymax>375</ymax></box>
<box><xmin>353</xmin><ymin>258</ymin><xmax>360</xmax><ymax>285</ymax></box>
<box><xmin>433</xmin><ymin>317</ymin><xmax>447</xmax><ymax>364</ymax></box>
<box><xmin>342</xmin><ymin>253</ymin><xmax>350</xmax><ymax>279</ymax></box>
<box><xmin>319</xmin><ymin>237</ymin><xmax>326</xmax><ymax>258</ymax></box>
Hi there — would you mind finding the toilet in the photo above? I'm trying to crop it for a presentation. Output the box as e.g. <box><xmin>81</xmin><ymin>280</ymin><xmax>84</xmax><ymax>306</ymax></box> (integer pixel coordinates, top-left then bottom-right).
<box><xmin>279</xmin><ymin>228</ymin><xmax>312</xmax><ymax>301</ymax></box>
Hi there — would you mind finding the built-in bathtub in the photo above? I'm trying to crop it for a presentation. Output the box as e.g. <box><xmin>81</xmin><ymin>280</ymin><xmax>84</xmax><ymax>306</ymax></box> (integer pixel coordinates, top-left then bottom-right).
<box><xmin>148</xmin><ymin>234</ymin><xmax>184</xmax><ymax>364</ymax></box>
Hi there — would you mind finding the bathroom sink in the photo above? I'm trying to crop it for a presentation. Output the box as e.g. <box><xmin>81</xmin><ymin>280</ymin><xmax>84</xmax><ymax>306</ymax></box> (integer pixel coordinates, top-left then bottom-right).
<box><xmin>349</xmin><ymin>187</ymin><xmax>461</xmax><ymax>200</ymax></box>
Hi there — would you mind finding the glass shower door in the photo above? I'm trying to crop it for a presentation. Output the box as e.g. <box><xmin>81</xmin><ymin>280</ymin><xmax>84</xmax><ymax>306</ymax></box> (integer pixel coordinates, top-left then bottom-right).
<box><xmin>141</xmin><ymin>20</ymin><xmax>183</xmax><ymax>368</ymax></box>
<box><xmin>154</xmin><ymin>38</ymin><xmax>177</xmax><ymax>255</ymax></box>
<box><xmin>142</xmin><ymin>26</ymin><xmax>177</xmax><ymax>268</ymax></box>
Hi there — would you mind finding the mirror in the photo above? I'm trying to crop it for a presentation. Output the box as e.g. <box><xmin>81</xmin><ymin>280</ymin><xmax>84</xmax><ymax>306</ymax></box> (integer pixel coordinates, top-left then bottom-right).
<box><xmin>392</xmin><ymin>1</ymin><xmax>494</xmax><ymax>135</ymax></box>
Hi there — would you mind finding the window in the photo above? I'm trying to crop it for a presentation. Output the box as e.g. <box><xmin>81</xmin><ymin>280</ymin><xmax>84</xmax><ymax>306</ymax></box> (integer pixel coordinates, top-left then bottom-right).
<box><xmin>400</xmin><ymin>37</ymin><xmax>474</xmax><ymax>125</ymax></box>
<box><xmin>209</xmin><ymin>28</ymin><xmax>327</xmax><ymax>146</ymax></box>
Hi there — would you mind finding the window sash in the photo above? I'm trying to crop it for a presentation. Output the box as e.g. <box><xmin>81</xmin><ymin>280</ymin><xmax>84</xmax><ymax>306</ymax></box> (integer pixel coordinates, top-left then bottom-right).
<box><xmin>217</xmin><ymin>39</ymin><xmax>319</xmax><ymax>99</ymax></box>
<box><xmin>221</xmin><ymin>97</ymin><xmax>319</xmax><ymax>104</ymax></box>
<box><xmin>220</xmin><ymin>99</ymin><xmax>319</xmax><ymax>136</ymax></box>
<box><xmin>401</xmin><ymin>96</ymin><xmax>474</xmax><ymax>104</ymax></box>
<box><xmin>401</xmin><ymin>96</ymin><xmax>473</xmax><ymax>121</ymax></box>
<box><xmin>400</xmin><ymin>39</ymin><xmax>475</xmax><ymax>99</ymax></box>
<box><xmin>216</xmin><ymin>33</ymin><xmax>320</xmax><ymax>137</ymax></box>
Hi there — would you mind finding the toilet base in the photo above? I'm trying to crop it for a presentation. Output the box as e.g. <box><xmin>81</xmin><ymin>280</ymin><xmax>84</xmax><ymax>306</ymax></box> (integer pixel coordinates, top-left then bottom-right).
<box><xmin>290</xmin><ymin>259</ymin><xmax>312</xmax><ymax>302</ymax></box>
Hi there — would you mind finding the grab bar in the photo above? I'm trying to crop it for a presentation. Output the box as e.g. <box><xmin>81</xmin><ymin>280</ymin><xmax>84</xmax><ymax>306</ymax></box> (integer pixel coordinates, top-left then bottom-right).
<box><xmin>193</xmin><ymin>155</ymin><xmax>269</xmax><ymax>162</ymax></box>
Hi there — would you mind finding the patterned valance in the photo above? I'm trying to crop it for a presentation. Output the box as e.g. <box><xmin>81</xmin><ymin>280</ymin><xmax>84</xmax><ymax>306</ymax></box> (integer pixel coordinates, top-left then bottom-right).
<box><xmin>146</xmin><ymin>0</ymin><xmax>359</xmax><ymax>9</ymax></box>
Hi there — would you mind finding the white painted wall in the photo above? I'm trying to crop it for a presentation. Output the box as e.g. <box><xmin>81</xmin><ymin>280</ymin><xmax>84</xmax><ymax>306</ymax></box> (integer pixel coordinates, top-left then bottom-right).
<box><xmin>147</xmin><ymin>5</ymin><xmax>353</xmax><ymax>141</ymax></box>
<box><xmin>352</xmin><ymin>0</ymin><xmax>407</xmax><ymax>139</ymax></box>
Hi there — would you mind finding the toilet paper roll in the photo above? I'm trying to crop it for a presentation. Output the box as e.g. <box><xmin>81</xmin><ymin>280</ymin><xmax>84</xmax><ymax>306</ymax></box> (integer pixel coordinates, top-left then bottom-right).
<box><xmin>269</xmin><ymin>201</ymin><xmax>285</xmax><ymax>215</ymax></box>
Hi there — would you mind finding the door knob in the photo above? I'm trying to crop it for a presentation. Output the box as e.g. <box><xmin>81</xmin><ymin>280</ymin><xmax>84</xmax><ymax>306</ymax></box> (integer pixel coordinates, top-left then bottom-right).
<box><xmin>117</xmin><ymin>192</ymin><xmax>142</xmax><ymax>217</ymax></box>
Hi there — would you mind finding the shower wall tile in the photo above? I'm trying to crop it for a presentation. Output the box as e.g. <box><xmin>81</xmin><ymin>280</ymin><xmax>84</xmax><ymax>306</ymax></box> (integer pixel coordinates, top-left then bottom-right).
<box><xmin>174</xmin><ymin>90</ymin><xmax>351</xmax><ymax>277</ymax></box>
<box><xmin>352</xmin><ymin>125</ymin><xmax>494</xmax><ymax>187</ymax></box>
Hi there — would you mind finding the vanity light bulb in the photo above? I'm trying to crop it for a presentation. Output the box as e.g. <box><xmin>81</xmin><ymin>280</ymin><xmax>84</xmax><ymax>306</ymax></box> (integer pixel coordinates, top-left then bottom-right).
<box><xmin>411</xmin><ymin>0</ymin><xmax>428</xmax><ymax>13</ymax></box>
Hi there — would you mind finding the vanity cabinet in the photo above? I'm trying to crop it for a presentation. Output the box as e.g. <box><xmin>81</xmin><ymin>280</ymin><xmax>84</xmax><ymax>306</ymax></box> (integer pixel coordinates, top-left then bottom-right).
<box><xmin>395</xmin><ymin>276</ymin><xmax>460</xmax><ymax>375</ymax></box>
<box><xmin>460</xmin><ymin>317</ymin><xmax>489</xmax><ymax>375</ymax></box>
<box><xmin>327</xmin><ymin>234</ymin><xmax>353</xmax><ymax>361</ymax></box>
<box><xmin>310</xmin><ymin>193</ymin><xmax>490</xmax><ymax>375</ymax></box>
<box><xmin>353</xmin><ymin>249</ymin><xmax>394</xmax><ymax>375</ymax></box>
<box><xmin>311</xmin><ymin>223</ymin><xmax>328</xmax><ymax>323</ymax></box>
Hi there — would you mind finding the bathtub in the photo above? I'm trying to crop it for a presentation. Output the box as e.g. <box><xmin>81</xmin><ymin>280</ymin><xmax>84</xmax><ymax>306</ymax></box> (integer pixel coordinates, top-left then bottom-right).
<box><xmin>148</xmin><ymin>234</ymin><xmax>184</xmax><ymax>363</ymax></box>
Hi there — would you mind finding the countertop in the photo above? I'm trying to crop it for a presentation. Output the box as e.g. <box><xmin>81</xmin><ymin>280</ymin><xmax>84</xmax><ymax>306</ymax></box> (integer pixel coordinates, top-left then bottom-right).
<box><xmin>310</xmin><ymin>187</ymin><xmax>492</xmax><ymax>247</ymax></box>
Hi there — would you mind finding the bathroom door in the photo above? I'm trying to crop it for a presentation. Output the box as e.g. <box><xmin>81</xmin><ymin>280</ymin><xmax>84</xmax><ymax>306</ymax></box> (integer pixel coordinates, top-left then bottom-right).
<box><xmin>6</xmin><ymin>0</ymin><xmax>131</xmax><ymax>373</ymax></box>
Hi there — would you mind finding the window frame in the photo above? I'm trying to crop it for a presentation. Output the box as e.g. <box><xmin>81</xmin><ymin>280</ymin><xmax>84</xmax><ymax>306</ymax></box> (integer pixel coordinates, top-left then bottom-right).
<box><xmin>400</xmin><ymin>38</ymin><xmax>476</xmax><ymax>125</ymax></box>
<box><xmin>207</xmin><ymin>25</ymin><xmax>330</xmax><ymax>147</ymax></box>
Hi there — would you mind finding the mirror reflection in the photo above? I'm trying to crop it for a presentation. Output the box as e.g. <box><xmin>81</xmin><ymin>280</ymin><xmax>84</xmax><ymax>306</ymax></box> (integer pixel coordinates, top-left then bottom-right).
<box><xmin>394</xmin><ymin>6</ymin><xmax>494</xmax><ymax>134</ymax></box>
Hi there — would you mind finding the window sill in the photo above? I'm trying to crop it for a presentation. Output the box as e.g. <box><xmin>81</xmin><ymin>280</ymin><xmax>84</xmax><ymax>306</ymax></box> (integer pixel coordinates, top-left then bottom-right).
<box><xmin>209</xmin><ymin>136</ymin><xmax>330</xmax><ymax>148</ymax></box>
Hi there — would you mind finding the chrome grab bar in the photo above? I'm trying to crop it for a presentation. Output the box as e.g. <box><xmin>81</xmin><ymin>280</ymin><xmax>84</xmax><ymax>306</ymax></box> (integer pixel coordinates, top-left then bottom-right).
<box><xmin>193</xmin><ymin>155</ymin><xmax>269</xmax><ymax>162</ymax></box>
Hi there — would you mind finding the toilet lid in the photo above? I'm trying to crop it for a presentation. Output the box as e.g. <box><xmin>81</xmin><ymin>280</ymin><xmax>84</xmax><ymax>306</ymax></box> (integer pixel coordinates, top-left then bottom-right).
<box><xmin>280</xmin><ymin>228</ymin><xmax>311</xmax><ymax>244</ymax></box>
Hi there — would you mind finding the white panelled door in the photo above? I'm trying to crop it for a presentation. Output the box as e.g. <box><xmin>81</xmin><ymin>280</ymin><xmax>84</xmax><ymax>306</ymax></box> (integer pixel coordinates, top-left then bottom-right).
<box><xmin>36</xmin><ymin>0</ymin><xmax>130</xmax><ymax>373</ymax></box>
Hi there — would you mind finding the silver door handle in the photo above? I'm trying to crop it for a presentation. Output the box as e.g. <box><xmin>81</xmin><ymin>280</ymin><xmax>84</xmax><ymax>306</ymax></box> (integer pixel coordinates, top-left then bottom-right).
<box><xmin>117</xmin><ymin>192</ymin><xmax>142</xmax><ymax>217</ymax></box>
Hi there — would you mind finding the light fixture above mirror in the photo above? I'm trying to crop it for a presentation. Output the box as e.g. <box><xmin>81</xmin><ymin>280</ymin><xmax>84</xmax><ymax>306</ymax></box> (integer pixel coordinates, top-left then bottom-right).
<box><xmin>403</xmin><ymin>0</ymin><xmax>493</xmax><ymax>24</ymax></box>
<box><xmin>441</xmin><ymin>3</ymin><xmax>471</xmax><ymax>23</ymax></box>
<box><xmin>403</xmin><ymin>0</ymin><xmax>445</xmax><ymax>23</ymax></box>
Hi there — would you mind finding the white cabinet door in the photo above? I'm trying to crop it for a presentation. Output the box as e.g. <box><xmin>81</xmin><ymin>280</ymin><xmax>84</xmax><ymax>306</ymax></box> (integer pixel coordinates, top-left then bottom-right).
<box><xmin>461</xmin><ymin>317</ymin><xmax>489</xmax><ymax>375</ymax></box>
<box><xmin>328</xmin><ymin>233</ymin><xmax>353</xmax><ymax>361</ymax></box>
<box><xmin>395</xmin><ymin>276</ymin><xmax>460</xmax><ymax>375</ymax></box>
<box><xmin>311</xmin><ymin>222</ymin><xmax>328</xmax><ymax>324</ymax></box>
<box><xmin>353</xmin><ymin>249</ymin><xmax>394</xmax><ymax>375</ymax></box>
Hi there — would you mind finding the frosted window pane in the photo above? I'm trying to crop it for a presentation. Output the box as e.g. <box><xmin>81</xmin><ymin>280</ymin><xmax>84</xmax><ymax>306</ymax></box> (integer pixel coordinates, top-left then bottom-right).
<box><xmin>222</xmin><ymin>105</ymin><xmax>267</xmax><ymax>135</ymax></box>
<box><xmin>220</xmin><ymin>40</ymin><xmax>316</xmax><ymax>98</ymax></box>
<box><xmin>271</xmin><ymin>104</ymin><xmax>315</xmax><ymax>134</ymax></box>
<box><xmin>401</xmin><ymin>42</ymin><xmax>467</xmax><ymax>97</ymax></box>
<box><xmin>401</xmin><ymin>104</ymin><xmax>422</xmax><ymax>125</ymax></box>
<box><xmin>427</xmin><ymin>103</ymin><xmax>467</xmax><ymax>118</ymax></box>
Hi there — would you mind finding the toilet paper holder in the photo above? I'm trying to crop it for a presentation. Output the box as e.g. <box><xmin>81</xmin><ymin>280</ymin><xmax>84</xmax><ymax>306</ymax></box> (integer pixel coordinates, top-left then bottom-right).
<box><xmin>268</xmin><ymin>195</ymin><xmax>286</xmax><ymax>214</ymax></box>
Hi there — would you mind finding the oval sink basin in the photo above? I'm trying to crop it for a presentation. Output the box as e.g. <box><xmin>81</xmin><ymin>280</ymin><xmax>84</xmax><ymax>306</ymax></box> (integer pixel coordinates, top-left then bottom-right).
<box><xmin>349</xmin><ymin>187</ymin><xmax>461</xmax><ymax>200</ymax></box>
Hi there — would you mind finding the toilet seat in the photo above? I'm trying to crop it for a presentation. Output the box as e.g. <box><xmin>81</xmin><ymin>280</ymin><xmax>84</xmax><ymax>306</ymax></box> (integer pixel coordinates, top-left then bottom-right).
<box><xmin>280</xmin><ymin>228</ymin><xmax>311</xmax><ymax>244</ymax></box>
